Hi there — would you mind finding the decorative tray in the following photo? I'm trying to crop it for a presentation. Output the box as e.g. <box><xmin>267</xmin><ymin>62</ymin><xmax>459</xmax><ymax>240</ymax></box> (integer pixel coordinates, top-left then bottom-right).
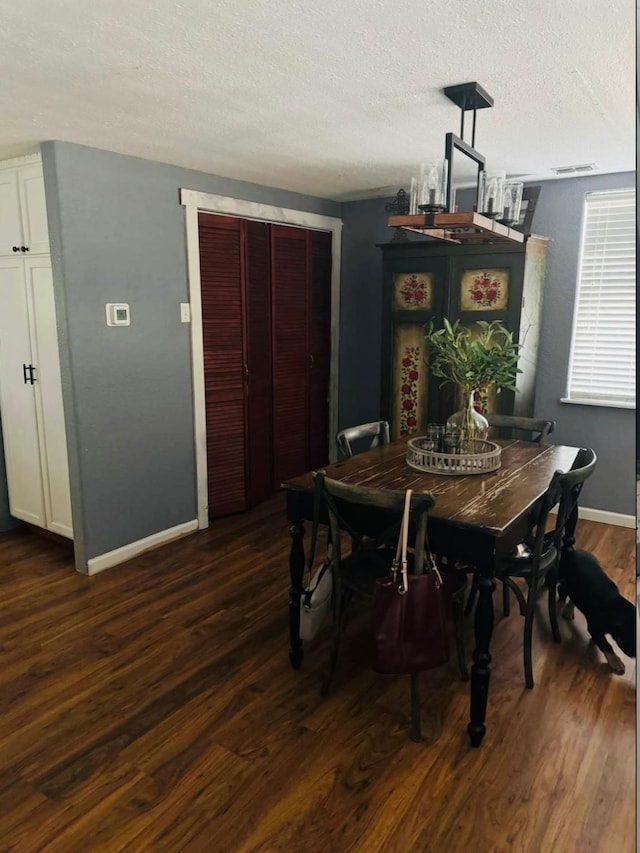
<box><xmin>406</xmin><ymin>437</ymin><xmax>501</xmax><ymax>476</ymax></box>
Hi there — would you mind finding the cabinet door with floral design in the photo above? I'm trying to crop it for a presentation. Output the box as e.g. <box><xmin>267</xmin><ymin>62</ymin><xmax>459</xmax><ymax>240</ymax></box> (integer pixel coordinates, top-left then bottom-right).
<box><xmin>447</xmin><ymin>251</ymin><xmax>527</xmax><ymax>418</ymax></box>
<box><xmin>449</xmin><ymin>253</ymin><xmax>525</xmax><ymax>322</ymax></box>
<box><xmin>392</xmin><ymin>325</ymin><xmax>428</xmax><ymax>439</ymax></box>
<box><xmin>381</xmin><ymin>257</ymin><xmax>447</xmax><ymax>440</ymax></box>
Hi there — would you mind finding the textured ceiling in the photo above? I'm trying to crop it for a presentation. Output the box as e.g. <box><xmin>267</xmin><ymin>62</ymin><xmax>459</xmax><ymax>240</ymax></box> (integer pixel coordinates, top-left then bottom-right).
<box><xmin>0</xmin><ymin>0</ymin><xmax>635</xmax><ymax>200</ymax></box>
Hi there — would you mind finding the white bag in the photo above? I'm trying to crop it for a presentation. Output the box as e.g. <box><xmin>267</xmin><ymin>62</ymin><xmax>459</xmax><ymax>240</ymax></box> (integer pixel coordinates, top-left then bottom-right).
<box><xmin>299</xmin><ymin>559</ymin><xmax>332</xmax><ymax>641</ymax></box>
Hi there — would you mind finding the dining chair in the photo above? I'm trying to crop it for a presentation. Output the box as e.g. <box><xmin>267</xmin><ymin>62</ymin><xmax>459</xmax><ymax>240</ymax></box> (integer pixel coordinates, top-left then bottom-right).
<box><xmin>491</xmin><ymin>447</ymin><xmax>597</xmax><ymax>689</ymax></box>
<box><xmin>462</xmin><ymin>414</ymin><xmax>556</xmax><ymax>617</ymax></box>
<box><xmin>316</xmin><ymin>473</ymin><xmax>468</xmax><ymax>741</ymax></box>
<box><xmin>336</xmin><ymin>420</ymin><xmax>390</xmax><ymax>459</ymax></box>
<box><xmin>485</xmin><ymin>414</ymin><xmax>556</xmax><ymax>444</ymax></box>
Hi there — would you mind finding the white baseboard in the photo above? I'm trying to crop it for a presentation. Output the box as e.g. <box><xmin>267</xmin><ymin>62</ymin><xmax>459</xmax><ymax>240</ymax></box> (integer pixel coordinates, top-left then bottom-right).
<box><xmin>550</xmin><ymin>506</ymin><xmax>635</xmax><ymax>529</ymax></box>
<box><xmin>86</xmin><ymin>519</ymin><xmax>199</xmax><ymax>575</ymax></box>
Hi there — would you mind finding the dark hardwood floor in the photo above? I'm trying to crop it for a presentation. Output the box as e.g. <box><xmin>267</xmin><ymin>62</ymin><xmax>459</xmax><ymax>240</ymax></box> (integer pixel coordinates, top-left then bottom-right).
<box><xmin>0</xmin><ymin>497</ymin><xmax>635</xmax><ymax>851</ymax></box>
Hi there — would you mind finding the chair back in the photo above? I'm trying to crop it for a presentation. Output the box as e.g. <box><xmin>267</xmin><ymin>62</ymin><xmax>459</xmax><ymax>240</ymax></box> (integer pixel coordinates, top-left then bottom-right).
<box><xmin>315</xmin><ymin>473</ymin><xmax>435</xmax><ymax>570</ymax></box>
<box><xmin>529</xmin><ymin>448</ymin><xmax>597</xmax><ymax>561</ymax></box>
<box><xmin>486</xmin><ymin>414</ymin><xmax>555</xmax><ymax>444</ymax></box>
<box><xmin>336</xmin><ymin>420</ymin><xmax>390</xmax><ymax>458</ymax></box>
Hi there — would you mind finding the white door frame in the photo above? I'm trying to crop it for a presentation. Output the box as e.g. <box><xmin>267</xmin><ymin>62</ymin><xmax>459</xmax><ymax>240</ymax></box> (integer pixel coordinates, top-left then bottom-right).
<box><xmin>180</xmin><ymin>188</ymin><xmax>342</xmax><ymax>529</ymax></box>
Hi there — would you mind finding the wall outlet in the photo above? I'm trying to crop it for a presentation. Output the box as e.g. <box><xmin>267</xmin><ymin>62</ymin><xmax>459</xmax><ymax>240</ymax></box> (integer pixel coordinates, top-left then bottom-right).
<box><xmin>180</xmin><ymin>303</ymin><xmax>191</xmax><ymax>323</ymax></box>
<box><xmin>106</xmin><ymin>303</ymin><xmax>130</xmax><ymax>326</ymax></box>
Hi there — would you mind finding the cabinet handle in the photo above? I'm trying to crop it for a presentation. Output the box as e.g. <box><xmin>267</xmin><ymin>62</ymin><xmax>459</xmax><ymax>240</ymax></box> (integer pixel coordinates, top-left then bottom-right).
<box><xmin>309</xmin><ymin>354</ymin><xmax>315</xmax><ymax>369</ymax></box>
<box><xmin>20</xmin><ymin>246</ymin><xmax>29</xmax><ymax>253</ymax></box>
<box><xmin>12</xmin><ymin>246</ymin><xmax>20</xmax><ymax>253</ymax></box>
<box><xmin>22</xmin><ymin>364</ymin><xmax>35</xmax><ymax>385</ymax></box>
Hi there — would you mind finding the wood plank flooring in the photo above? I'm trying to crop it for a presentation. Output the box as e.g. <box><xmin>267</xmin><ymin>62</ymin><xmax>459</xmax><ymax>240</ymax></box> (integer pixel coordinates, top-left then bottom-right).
<box><xmin>0</xmin><ymin>497</ymin><xmax>635</xmax><ymax>852</ymax></box>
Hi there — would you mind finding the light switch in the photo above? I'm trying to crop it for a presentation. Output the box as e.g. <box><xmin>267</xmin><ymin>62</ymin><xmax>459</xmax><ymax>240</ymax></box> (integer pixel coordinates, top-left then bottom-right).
<box><xmin>180</xmin><ymin>303</ymin><xmax>191</xmax><ymax>323</ymax></box>
<box><xmin>106</xmin><ymin>303</ymin><xmax>130</xmax><ymax>326</ymax></box>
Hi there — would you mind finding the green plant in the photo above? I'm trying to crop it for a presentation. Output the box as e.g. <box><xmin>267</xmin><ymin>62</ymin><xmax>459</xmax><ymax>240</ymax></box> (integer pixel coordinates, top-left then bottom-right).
<box><xmin>424</xmin><ymin>319</ymin><xmax>521</xmax><ymax>394</ymax></box>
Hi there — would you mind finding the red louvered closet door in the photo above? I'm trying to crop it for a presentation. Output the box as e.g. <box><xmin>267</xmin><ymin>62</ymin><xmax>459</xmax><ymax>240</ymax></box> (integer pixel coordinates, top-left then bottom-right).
<box><xmin>244</xmin><ymin>221</ymin><xmax>273</xmax><ymax>506</ymax></box>
<box><xmin>198</xmin><ymin>213</ymin><xmax>248</xmax><ymax>517</ymax></box>
<box><xmin>271</xmin><ymin>225</ymin><xmax>310</xmax><ymax>484</ymax></box>
<box><xmin>308</xmin><ymin>230</ymin><xmax>332</xmax><ymax>470</ymax></box>
<box><xmin>199</xmin><ymin>216</ymin><xmax>332</xmax><ymax>517</ymax></box>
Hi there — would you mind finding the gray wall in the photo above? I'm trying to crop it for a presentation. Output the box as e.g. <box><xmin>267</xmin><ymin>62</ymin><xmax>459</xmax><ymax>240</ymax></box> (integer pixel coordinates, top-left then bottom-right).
<box><xmin>338</xmin><ymin>199</ymin><xmax>390</xmax><ymax>430</ymax></box>
<box><xmin>339</xmin><ymin>173</ymin><xmax>636</xmax><ymax>516</ymax></box>
<box><xmin>40</xmin><ymin>141</ymin><xmax>340</xmax><ymax>570</ymax></box>
<box><xmin>533</xmin><ymin>171</ymin><xmax>635</xmax><ymax>516</ymax></box>
<box><xmin>338</xmin><ymin>200</ymin><xmax>425</xmax><ymax>429</ymax></box>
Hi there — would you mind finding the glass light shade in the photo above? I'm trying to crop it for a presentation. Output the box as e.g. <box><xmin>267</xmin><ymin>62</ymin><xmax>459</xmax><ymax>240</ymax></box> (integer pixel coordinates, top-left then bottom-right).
<box><xmin>478</xmin><ymin>169</ymin><xmax>506</xmax><ymax>218</ymax></box>
<box><xmin>409</xmin><ymin>176</ymin><xmax>419</xmax><ymax>215</ymax></box>
<box><xmin>501</xmin><ymin>180</ymin><xmax>524</xmax><ymax>226</ymax></box>
<box><xmin>417</xmin><ymin>160</ymin><xmax>448</xmax><ymax>211</ymax></box>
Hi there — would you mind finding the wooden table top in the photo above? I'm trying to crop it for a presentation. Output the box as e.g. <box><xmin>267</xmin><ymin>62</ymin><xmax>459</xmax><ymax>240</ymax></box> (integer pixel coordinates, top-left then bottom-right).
<box><xmin>282</xmin><ymin>439</ymin><xmax>581</xmax><ymax>538</ymax></box>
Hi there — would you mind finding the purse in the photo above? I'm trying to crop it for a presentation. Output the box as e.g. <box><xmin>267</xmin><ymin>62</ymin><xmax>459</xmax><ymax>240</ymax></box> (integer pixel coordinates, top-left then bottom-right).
<box><xmin>372</xmin><ymin>489</ymin><xmax>450</xmax><ymax>675</ymax></box>
<box><xmin>299</xmin><ymin>471</ymin><xmax>333</xmax><ymax>641</ymax></box>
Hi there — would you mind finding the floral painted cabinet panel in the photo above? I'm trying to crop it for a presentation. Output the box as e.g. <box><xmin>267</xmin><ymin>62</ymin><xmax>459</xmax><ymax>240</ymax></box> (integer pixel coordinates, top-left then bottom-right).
<box><xmin>392</xmin><ymin>325</ymin><xmax>429</xmax><ymax>438</ymax></box>
<box><xmin>380</xmin><ymin>238</ymin><xmax>548</xmax><ymax>435</ymax></box>
<box><xmin>382</xmin><ymin>257</ymin><xmax>447</xmax><ymax>440</ymax></box>
<box><xmin>459</xmin><ymin>268</ymin><xmax>509</xmax><ymax>311</ymax></box>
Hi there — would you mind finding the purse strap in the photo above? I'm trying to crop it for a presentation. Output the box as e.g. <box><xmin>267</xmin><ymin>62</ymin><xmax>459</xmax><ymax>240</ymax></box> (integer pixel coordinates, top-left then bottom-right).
<box><xmin>392</xmin><ymin>489</ymin><xmax>412</xmax><ymax>594</ymax></box>
<box><xmin>306</xmin><ymin>471</ymin><xmax>326</xmax><ymax>581</ymax></box>
<box><xmin>391</xmin><ymin>490</ymin><xmax>442</xmax><ymax>592</ymax></box>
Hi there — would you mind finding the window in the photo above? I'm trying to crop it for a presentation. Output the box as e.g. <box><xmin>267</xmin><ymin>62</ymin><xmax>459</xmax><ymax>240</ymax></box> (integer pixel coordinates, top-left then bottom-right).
<box><xmin>565</xmin><ymin>188</ymin><xmax>636</xmax><ymax>408</ymax></box>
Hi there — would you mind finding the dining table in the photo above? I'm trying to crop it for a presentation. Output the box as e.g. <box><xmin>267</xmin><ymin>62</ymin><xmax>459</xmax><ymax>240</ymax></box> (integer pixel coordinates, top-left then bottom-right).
<box><xmin>282</xmin><ymin>437</ymin><xmax>583</xmax><ymax>747</ymax></box>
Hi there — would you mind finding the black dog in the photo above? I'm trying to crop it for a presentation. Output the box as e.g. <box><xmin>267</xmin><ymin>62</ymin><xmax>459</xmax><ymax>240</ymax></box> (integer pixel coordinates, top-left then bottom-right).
<box><xmin>558</xmin><ymin>549</ymin><xmax>636</xmax><ymax>674</ymax></box>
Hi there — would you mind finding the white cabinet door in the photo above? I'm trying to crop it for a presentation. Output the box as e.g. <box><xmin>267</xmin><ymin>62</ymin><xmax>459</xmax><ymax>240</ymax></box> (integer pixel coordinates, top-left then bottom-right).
<box><xmin>0</xmin><ymin>171</ymin><xmax>22</xmax><ymax>257</ymax></box>
<box><xmin>0</xmin><ymin>259</ymin><xmax>46</xmax><ymax>526</ymax></box>
<box><xmin>26</xmin><ymin>258</ymin><xmax>73</xmax><ymax>538</ymax></box>
<box><xmin>18</xmin><ymin>165</ymin><xmax>49</xmax><ymax>255</ymax></box>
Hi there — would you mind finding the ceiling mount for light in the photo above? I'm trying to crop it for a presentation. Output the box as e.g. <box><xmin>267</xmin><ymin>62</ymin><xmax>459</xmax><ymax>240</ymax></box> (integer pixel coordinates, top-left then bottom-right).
<box><xmin>443</xmin><ymin>81</ymin><xmax>494</xmax><ymax>149</ymax></box>
<box><xmin>440</xmin><ymin>81</ymin><xmax>495</xmax><ymax>214</ymax></box>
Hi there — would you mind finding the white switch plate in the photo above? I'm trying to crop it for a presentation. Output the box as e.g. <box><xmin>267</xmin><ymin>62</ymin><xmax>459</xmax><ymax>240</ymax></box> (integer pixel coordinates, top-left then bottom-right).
<box><xmin>106</xmin><ymin>303</ymin><xmax>130</xmax><ymax>326</ymax></box>
<box><xmin>180</xmin><ymin>303</ymin><xmax>191</xmax><ymax>323</ymax></box>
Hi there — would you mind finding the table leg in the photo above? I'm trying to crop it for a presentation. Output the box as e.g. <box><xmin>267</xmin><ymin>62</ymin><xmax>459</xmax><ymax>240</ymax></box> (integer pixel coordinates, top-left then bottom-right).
<box><xmin>468</xmin><ymin>573</ymin><xmax>496</xmax><ymax>747</ymax></box>
<box><xmin>288</xmin><ymin>518</ymin><xmax>305</xmax><ymax>669</ymax></box>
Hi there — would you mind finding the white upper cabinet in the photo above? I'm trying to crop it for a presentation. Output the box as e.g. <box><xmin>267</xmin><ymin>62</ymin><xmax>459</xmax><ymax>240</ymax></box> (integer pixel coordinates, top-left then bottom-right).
<box><xmin>0</xmin><ymin>158</ymin><xmax>50</xmax><ymax>257</ymax></box>
<box><xmin>18</xmin><ymin>165</ymin><xmax>50</xmax><ymax>255</ymax></box>
<box><xmin>0</xmin><ymin>170</ymin><xmax>22</xmax><ymax>257</ymax></box>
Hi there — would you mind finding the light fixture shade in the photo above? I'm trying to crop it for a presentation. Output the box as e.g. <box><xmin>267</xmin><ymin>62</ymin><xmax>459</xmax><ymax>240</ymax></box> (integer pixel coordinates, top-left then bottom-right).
<box><xmin>501</xmin><ymin>180</ymin><xmax>524</xmax><ymax>226</ymax></box>
<box><xmin>418</xmin><ymin>160</ymin><xmax>448</xmax><ymax>212</ymax></box>
<box><xmin>409</xmin><ymin>176</ymin><xmax>419</xmax><ymax>214</ymax></box>
<box><xmin>478</xmin><ymin>170</ymin><xmax>506</xmax><ymax>218</ymax></box>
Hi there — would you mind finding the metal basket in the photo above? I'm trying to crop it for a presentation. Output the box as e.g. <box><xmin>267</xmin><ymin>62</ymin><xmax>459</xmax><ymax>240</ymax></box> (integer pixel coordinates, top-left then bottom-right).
<box><xmin>406</xmin><ymin>437</ymin><xmax>502</xmax><ymax>476</ymax></box>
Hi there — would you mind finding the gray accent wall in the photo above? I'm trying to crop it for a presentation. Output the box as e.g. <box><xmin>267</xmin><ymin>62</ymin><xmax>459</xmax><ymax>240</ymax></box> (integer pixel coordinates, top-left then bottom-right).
<box><xmin>339</xmin><ymin>173</ymin><xmax>635</xmax><ymax>517</ymax></box>
<box><xmin>532</xmin><ymin>171</ymin><xmax>635</xmax><ymax>516</ymax></box>
<box><xmin>40</xmin><ymin>141</ymin><xmax>340</xmax><ymax>570</ymax></box>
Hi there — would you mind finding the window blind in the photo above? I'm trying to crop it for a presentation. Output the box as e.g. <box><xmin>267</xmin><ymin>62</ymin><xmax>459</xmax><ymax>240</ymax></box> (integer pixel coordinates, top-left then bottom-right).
<box><xmin>565</xmin><ymin>189</ymin><xmax>636</xmax><ymax>408</ymax></box>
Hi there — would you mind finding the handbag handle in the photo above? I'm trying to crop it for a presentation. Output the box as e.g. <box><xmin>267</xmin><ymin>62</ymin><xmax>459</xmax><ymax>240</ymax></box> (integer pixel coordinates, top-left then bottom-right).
<box><xmin>306</xmin><ymin>471</ymin><xmax>326</xmax><ymax>581</ymax></box>
<box><xmin>392</xmin><ymin>490</ymin><xmax>442</xmax><ymax>592</ymax></box>
<box><xmin>392</xmin><ymin>489</ymin><xmax>412</xmax><ymax>594</ymax></box>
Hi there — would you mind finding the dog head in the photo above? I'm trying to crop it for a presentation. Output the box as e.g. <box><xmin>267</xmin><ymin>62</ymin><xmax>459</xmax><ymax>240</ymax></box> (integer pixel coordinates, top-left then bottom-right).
<box><xmin>609</xmin><ymin>598</ymin><xmax>636</xmax><ymax>658</ymax></box>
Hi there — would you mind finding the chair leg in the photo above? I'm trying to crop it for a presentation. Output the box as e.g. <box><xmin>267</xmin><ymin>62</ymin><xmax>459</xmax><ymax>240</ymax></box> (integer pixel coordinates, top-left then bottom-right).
<box><xmin>502</xmin><ymin>582</ymin><xmax>511</xmax><ymax>617</ymax></box>
<box><xmin>321</xmin><ymin>590</ymin><xmax>350</xmax><ymax>696</ymax></box>
<box><xmin>452</xmin><ymin>594</ymin><xmax>469</xmax><ymax>682</ymax></box>
<box><xmin>547</xmin><ymin>566</ymin><xmax>562</xmax><ymax>644</ymax></box>
<box><xmin>523</xmin><ymin>588</ymin><xmax>536</xmax><ymax>689</ymax></box>
<box><xmin>464</xmin><ymin>573</ymin><xmax>479</xmax><ymax>617</ymax></box>
<box><xmin>409</xmin><ymin>673</ymin><xmax>423</xmax><ymax>742</ymax></box>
